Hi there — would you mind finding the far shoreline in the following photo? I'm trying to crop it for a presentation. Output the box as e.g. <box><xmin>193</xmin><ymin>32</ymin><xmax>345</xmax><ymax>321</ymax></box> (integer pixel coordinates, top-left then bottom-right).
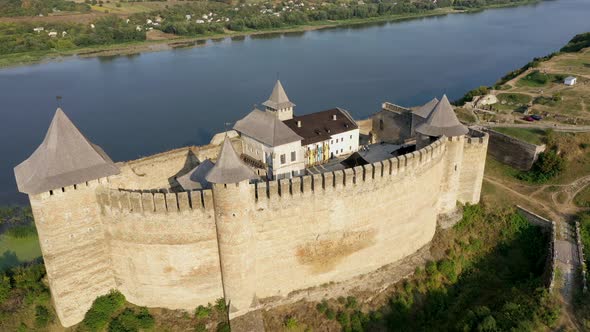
<box><xmin>0</xmin><ymin>0</ymin><xmax>540</xmax><ymax>70</ymax></box>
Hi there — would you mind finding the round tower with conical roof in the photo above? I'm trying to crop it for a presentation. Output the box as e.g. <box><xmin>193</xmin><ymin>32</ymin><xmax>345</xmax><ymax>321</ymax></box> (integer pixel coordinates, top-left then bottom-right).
<box><xmin>415</xmin><ymin>95</ymin><xmax>469</xmax><ymax>215</ymax></box>
<box><xmin>14</xmin><ymin>108</ymin><xmax>120</xmax><ymax>327</ymax></box>
<box><xmin>206</xmin><ymin>137</ymin><xmax>259</xmax><ymax>317</ymax></box>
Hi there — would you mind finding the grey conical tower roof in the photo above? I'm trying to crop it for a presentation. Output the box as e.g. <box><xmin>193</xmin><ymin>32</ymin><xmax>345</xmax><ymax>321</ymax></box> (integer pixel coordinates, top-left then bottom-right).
<box><xmin>205</xmin><ymin>137</ymin><xmax>258</xmax><ymax>184</ymax></box>
<box><xmin>262</xmin><ymin>80</ymin><xmax>295</xmax><ymax>110</ymax></box>
<box><xmin>411</xmin><ymin>97</ymin><xmax>439</xmax><ymax>119</ymax></box>
<box><xmin>14</xmin><ymin>108</ymin><xmax>120</xmax><ymax>195</ymax></box>
<box><xmin>415</xmin><ymin>95</ymin><xmax>468</xmax><ymax>137</ymax></box>
<box><xmin>177</xmin><ymin>159</ymin><xmax>215</xmax><ymax>190</ymax></box>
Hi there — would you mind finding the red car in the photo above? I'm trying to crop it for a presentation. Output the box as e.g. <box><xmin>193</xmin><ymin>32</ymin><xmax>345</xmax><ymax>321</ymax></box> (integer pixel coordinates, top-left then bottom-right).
<box><xmin>523</xmin><ymin>116</ymin><xmax>534</xmax><ymax>122</ymax></box>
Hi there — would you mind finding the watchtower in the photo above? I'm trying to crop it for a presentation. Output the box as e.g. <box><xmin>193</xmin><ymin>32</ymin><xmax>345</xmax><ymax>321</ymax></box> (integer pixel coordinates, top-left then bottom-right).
<box><xmin>14</xmin><ymin>108</ymin><xmax>120</xmax><ymax>326</ymax></box>
<box><xmin>206</xmin><ymin>137</ymin><xmax>259</xmax><ymax>317</ymax></box>
<box><xmin>262</xmin><ymin>80</ymin><xmax>295</xmax><ymax>121</ymax></box>
<box><xmin>415</xmin><ymin>95</ymin><xmax>469</xmax><ymax>215</ymax></box>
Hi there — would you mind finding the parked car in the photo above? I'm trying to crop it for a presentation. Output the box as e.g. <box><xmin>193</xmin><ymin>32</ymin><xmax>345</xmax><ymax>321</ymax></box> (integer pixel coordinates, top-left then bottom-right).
<box><xmin>531</xmin><ymin>114</ymin><xmax>543</xmax><ymax>120</ymax></box>
<box><xmin>523</xmin><ymin>116</ymin><xmax>534</xmax><ymax>122</ymax></box>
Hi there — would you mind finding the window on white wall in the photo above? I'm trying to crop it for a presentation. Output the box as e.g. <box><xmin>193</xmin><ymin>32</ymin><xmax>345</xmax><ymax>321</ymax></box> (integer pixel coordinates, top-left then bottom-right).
<box><xmin>291</xmin><ymin>151</ymin><xmax>296</xmax><ymax>162</ymax></box>
<box><xmin>280</xmin><ymin>154</ymin><xmax>286</xmax><ymax>164</ymax></box>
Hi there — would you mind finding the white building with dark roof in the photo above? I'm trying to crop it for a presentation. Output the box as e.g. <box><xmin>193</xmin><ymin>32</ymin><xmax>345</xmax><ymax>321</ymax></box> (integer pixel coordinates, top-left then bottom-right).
<box><xmin>283</xmin><ymin>108</ymin><xmax>359</xmax><ymax>165</ymax></box>
<box><xmin>233</xmin><ymin>81</ymin><xmax>360</xmax><ymax>177</ymax></box>
<box><xmin>234</xmin><ymin>108</ymin><xmax>305</xmax><ymax>179</ymax></box>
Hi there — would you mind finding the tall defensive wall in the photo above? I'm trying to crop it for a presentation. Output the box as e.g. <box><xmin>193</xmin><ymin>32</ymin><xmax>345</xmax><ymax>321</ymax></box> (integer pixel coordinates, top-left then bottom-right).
<box><xmin>25</xmin><ymin>132</ymin><xmax>488</xmax><ymax>327</ymax></box>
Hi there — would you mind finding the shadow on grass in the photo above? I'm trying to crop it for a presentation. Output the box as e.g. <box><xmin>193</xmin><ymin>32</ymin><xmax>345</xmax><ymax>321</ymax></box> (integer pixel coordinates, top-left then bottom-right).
<box><xmin>364</xmin><ymin>216</ymin><xmax>559</xmax><ymax>331</ymax></box>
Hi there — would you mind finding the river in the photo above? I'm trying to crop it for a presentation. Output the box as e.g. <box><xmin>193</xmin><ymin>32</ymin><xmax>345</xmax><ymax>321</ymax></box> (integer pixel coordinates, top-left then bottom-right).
<box><xmin>1</xmin><ymin>0</ymin><xmax>589</xmax><ymax>204</ymax></box>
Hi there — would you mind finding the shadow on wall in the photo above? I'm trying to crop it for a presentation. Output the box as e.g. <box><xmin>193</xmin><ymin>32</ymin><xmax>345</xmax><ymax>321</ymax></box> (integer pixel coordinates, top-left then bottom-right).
<box><xmin>168</xmin><ymin>149</ymin><xmax>200</xmax><ymax>190</ymax></box>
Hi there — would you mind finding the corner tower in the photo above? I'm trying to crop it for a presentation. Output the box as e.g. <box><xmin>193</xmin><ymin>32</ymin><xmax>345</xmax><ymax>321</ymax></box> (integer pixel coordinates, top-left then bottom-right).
<box><xmin>14</xmin><ymin>108</ymin><xmax>120</xmax><ymax>326</ymax></box>
<box><xmin>263</xmin><ymin>80</ymin><xmax>295</xmax><ymax>121</ymax></box>
<box><xmin>206</xmin><ymin>137</ymin><xmax>259</xmax><ymax>317</ymax></box>
<box><xmin>416</xmin><ymin>95</ymin><xmax>468</xmax><ymax>215</ymax></box>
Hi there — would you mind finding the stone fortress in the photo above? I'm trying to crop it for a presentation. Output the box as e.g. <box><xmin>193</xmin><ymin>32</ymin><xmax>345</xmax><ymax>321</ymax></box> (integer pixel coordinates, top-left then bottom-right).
<box><xmin>14</xmin><ymin>81</ymin><xmax>489</xmax><ymax>327</ymax></box>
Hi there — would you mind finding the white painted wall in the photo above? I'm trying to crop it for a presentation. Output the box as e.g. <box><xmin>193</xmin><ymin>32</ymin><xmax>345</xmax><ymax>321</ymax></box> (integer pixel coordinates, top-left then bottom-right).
<box><xmin>266</xmin><ymin>106</ymin><xmax>293</xmax><ymax>121</ymax></box>
<box><xmin>241</xmin><ymin>135</ymin><xmax>304</xmax><ymax>179</ymax></box>
<box><xmin>329</xmin><ymin>129</ymin><xmax>360</xmax><ymax>158</ymax></box>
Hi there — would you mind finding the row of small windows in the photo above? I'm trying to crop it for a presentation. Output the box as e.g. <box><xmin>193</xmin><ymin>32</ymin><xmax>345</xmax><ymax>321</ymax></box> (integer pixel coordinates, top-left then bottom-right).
<box><xmin>330</xmin><ymin>135</ymin><xmax>354</xmax><ymax>145</ymax></box>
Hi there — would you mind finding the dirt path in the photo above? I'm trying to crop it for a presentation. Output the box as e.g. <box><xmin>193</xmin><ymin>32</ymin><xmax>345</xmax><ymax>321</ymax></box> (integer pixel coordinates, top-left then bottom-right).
<box><xmin>484</xmin><ymin>174</ymin><xmax>590</xmax><ymax>330</ymax></box>
<box><xmin>483</xmin><ymin>176</ymin><xmax>561</xmax><ymax>220</ymax></box>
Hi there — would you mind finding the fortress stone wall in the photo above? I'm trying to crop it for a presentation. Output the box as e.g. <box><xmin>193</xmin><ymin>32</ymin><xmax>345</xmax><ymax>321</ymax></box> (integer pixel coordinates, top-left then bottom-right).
<box><xmin>483</xmin><ymin>128</ymin><xmax>545</xmax><ymax>171</ymax></box>
<box><xmin>29</xmin><ymin>132</ymin><xmax>488</xmax><ymax>327</ymax></box>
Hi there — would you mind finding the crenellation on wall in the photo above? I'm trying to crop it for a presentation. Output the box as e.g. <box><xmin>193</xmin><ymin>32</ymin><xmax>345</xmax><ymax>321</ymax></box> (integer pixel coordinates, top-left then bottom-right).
<box><xmin>166</xmin><ymin>193</ymin><xmax>179</xmax><ymax>213</ymax></box>
<box><xmin>198</xmin><ymin>190</ymin><xmax>210</xmax><ymax>210</ymax></box>
<box><xmin>154</xmin><ymin>193</ymin><xmax>167</xmax><ymax>213</ymax></box>
<box><xmin>120</xmin><ymin>191</ymin><xmax>131</xmax><ymax>211</ymax></box>
<box><xmin>268</xmin><ymin>179</ymin><xmax>281</xmax><ymax>200</ymax></box>
<box><xmin>129</xmin><ymin>192</ymin><xmax>142</xmax><ymax>213</ymax></box>
<box><xmin>334</xmin><ymin>170</ymin><xmax>345</xmax><ymax>189</ymax></box>
<box><xmin>311</xmin><ymin>173</ymin><xmax>322</xmax><ymax>191</ymax></box>
<box><xmin>254</xmin><ymin>181</ymin><xmax>266</xmax><ymax>201</ymax></box>
<box><xmin>295</xmin><ymin>178</ymin><xmax>302</xmax><ymax>196</ymax></box>
<box><xmin>177</xmin><ymin>192</ymin><xmax>190</xmax><ymax>212</ymax></box>
<box><xmin>343</xmin><ymin>168</ymin><xmax>355</xmax><ymax>186</ymax></box>
<box><xmin>302</xmin><ymin>175</ymin><xmax>312</xmax><ymax>195</ymax></box>
<box><xmin>142</xmin><ymin>192</ymin><xmax>155</xmax><ymax>213</ymax></box>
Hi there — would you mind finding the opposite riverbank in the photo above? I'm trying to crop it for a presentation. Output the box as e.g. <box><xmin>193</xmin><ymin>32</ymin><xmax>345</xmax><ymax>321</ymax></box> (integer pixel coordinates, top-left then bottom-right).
<box><xmin>0</xmin><ymin>1</ymin><xmax>539</xmax><ymax>69</ymax></box>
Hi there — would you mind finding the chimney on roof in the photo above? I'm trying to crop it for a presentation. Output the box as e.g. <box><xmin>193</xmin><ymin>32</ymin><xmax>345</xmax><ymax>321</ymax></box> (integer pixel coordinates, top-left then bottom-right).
<box><xmin>332</xmin><ymin>114</ymin><xmax>337</xmax><ymax>121</ymax></box>
<box><xmin>297</xmin><ymin>120</ymin><xmax>302</xmax><ymax>128</ymax></box>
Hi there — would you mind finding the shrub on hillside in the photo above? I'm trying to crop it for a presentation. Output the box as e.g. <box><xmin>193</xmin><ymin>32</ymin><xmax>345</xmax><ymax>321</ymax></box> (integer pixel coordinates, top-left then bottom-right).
<box><xmin>517</xmin><ymin>150</ymin><xmax>565</xmax><ymax>183</ymax></box>
<box><xmin>0</xmin><ymin>275</ymin><xmax>10</xmax><ymax>304</ymax></box>
<box><xmin>82</xmin><ymin>290</ymin><xmax>126</xmax><ymax>331</ymax></box>
<box><xmin>284</xmin><ymin>316</ymin><xmax>299</xmax><ymax>329</ymax></box>
<box><xmin>34</xmin><ymin>305</ymin><xmax>52</xmax><ymax>327</ymax></box>
<box><xmin>195</xmin><ymin>304</ymin><xmax>212</xmax><ymax>319</ymax></box>
<box><xmin>108</xmin><ymin>307</ymin><xmax>154</xmax><ymax>332</ymax></box>
<box><xmin>215</xmin><ymin>298</ymin><xmax>227</xmax><ymax>314</ymax></box>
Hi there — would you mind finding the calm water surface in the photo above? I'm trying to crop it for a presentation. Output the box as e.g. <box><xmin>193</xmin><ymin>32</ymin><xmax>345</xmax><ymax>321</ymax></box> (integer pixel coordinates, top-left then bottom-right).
<box><xmin>1</xmin><ymin>0</ymin><xmax>590</xmax><ymax>204</ymax></box>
